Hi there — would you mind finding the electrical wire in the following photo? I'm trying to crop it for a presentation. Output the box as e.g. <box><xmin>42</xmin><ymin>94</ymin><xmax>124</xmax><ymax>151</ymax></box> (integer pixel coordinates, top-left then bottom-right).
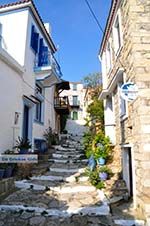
<box><xmin>84</xmin><ymin>0</ymin><xmax>126</xmax><ymax>72</ymax></box>
<box><xmin>22</xmin><ymin>77</ymin><xmax>55</xmax><ymax>106</ymax></box>
<box><xmin>84</xmin><ymin>0</ymin><xmax>104</xmax><ymax>34</ymax></box>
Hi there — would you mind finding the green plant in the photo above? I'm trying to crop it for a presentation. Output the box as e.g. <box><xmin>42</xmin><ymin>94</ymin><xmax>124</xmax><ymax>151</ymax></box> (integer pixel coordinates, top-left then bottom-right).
<box><xmin>4</xmin><ymin>149</ymin><xmax>15</xmax><ymax>154</ymax></box>
<box><xmin>43</xmin><ymin>127</ymin><xmax>53</xmax><ymax>147</ymax></box>
<box><xmin>85</xmin><ymin>168</ymin><xmax>105</xmax><ymax>189</ymax></box>
<box><xmin>83</xmin><ymin>131</ymin><xmax>94</xmax><ymax>158</ymax></box>
<box><xmin>92</xmin><ymin>132</ymin><xmax>112</xmax><ymax>160</ymax></box>
<box><xmin>0</xmin><ymin>163</ymin><xmax>8</xmax><ymax>169</ymax></box>
<box><xmin>99</xmin><ymin>165</ymin><xmax>113</xmax><ymax>176</ymax></box>
<box><xmin>14</xmin><ymin>137</ymin><xmax>31</xmax><ymax>150</ymax></box>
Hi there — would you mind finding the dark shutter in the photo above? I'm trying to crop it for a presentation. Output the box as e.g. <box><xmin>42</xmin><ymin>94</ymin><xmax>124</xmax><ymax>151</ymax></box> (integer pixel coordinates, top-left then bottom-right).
<box><xmin>31</xmin><ymin>25</ymin><xmax>39</xmax><ymax>54</ymax></box>
<box><xmin>38</xmin><ymin>39</ymin><xmax>48</xmax><ymax>66</ymax></box>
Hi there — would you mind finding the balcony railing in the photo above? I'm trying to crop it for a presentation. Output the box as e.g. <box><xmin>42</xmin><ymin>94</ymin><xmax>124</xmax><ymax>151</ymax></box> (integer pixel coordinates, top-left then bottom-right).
<box><xmin>54</xmin><ymin>96</ymin><xmax>70</xmax><ymax>114</ymax></box>
<box><xmin>34</xmin><ymin>52</ymin><xmax>62</xmax><ymax>78</ymax></box>
<box><xmin>70</xmin><ymin>100</ymin><xmax>80</xmax><ymax>107</ymax></box>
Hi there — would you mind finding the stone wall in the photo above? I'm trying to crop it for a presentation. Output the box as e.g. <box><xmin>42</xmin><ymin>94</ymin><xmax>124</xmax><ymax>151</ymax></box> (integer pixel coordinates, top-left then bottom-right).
<box><xmin>0</xmin><ymin>178</ymin><xmax>15</xmax><ymax>199</ymax></box>
<box><xmin>101</xmin><ymin>0</ymin><xmax>150</xmax><ymax>219</ymax></box>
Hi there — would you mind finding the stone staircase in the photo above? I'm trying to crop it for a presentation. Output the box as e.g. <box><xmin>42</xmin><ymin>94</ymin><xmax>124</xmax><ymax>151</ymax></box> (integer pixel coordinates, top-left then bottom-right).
<box><xmin>0</xmin><ymin>135</ymin><xmax>146</xmax><ymax>225</ymax></box>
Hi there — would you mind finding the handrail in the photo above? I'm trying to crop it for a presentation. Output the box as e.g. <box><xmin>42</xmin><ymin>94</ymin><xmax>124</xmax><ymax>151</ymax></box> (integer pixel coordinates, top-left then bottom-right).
<box><xmin>54</xmin><ymin>96</ymin><xmax>70</xmax><ymax>108</ymax></box>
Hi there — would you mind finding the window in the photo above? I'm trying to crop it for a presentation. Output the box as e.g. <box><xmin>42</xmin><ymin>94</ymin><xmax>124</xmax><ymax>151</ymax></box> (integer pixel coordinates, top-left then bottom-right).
<box><xmin>72</xmin><ymin>111</ymin><xmax>78</xmax><ymax>120</ymax></box>
<box><xmin>119</xmin><ymin>82</ymin><xmax>127</xmax><ymax>117</ymax></box>
<box><xmin>73</xmin><ymin>84</ymin><xmax>77</xmax><ymax>91</ymax></box>
<box><xmin>106</xmin><ymin>41</ymin><xmax>112</xmax><ymax>73</ymax></box>
<box><xmin>113</xmin><ymin>11</ymin><xmax>122</xmax><ymax>54</ymax></box>
<box><xmin>35</xmin><ymin>84</ymin><xmax>44</xmax><ymax>123</ymax></box>
<box><xmin>73</xmin><ymin>96</ymin><xmax>78</xmax><ymax>105</ymax></box>
<box><xmin>35</xmin><ymin>101</ymin><xmax>42</xmax><ymax>122</ymax></box>
<box><xmin>31</xmin><ymin>25</ymin><xmax>39</xmax><ymax>54</ymax></box>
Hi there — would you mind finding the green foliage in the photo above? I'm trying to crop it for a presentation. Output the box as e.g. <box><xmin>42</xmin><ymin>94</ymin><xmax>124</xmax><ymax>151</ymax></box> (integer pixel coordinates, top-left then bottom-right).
<box><xmin>43</xmin><ymin>127</ymin><xmax>58</xmax><ymax>147</ymax></box>
<box><xmin>86</xmin><ymin>168</ymin><xmax>105</xmax><ymax>189</ymax></box>
<box><xmin>60</xmin><ymin>114</ymin><xmax>68</xmax><ymax>132</ymax></box>
<box><xmin>14</xmin><ymin>137</ymin><xmax>31</xmax><ymax>150</ymax></box>
<box><xmin>82</xmin><ymin>72</ymin><xmax>102</xmax><ymax>88</ymax></box>
<box><xmin>82</xmin><ymin>131</ymin><xmax>93</xmax><ymax>158</ymax></box>
<box><xmin>93</xmin><ymin>132</ymin><xmax>112</xmax><ymax>160</ymax></box>
<box><xmin>87</xmin><ymin>99</ymin><xmax>104</xmax><ymax>123</ymax></box>
<box><xmin>99</xmin><ymin>165</ymin><xmax>113</xmax><ymax>176</ymax></box>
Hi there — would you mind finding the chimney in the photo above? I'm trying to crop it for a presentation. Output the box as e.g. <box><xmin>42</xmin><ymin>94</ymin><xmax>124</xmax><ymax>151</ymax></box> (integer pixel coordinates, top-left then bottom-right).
<box><xmin>44</xmin><ymin>23</ymin><xmax>51</xmax><ymax>36</ymax></box>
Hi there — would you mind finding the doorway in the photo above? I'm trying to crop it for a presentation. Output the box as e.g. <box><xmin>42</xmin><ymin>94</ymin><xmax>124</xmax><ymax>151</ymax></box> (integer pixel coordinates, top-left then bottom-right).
<box><xmin>23</xmin><ymin>105</ymin><xmax>29</xmax><ymax>140</ymax></box>
<box><xmin>123</xmin><ymin>147</ymin><xmax>133</xmax><ymax>197</ymax></box>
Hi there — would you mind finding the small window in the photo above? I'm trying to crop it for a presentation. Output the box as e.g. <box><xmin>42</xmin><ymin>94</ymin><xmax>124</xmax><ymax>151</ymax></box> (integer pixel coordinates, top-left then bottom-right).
<box><xmin>113</xmin><ymin>12</ymin><xmax>122</xmax><ymax>54</ymax></box>
<box><xmin>35</xmin><ymin>84</ymin><xmax>44</xmax><ymax>123</ymax></box>
<box><xmin>73</xmin><ymin>84</ymin><xmax>77</xmax><ymax>91</ymax></box>
<box><xmin>106</xmin><ymin>41</ymin><xmax>112</xmax><ymax>72</ymax></box>
<box><xmin>31</xmin><ymin>25</ymin><xmax>39</xmax><ymax>54</ymax></box>
<box><xmin>72</xmin><ymin>111</ymin><xmax>78</xmax><ymax>120</ymax></box>
<box><xmin>73</xmin><ymin>96</ymin><xmax>78</xmax><ymax>105</ymax></box>
<box><xmin>119</xmin><ymin>82</ymin><xmax>127</xmax><ymax>117</ymax></box>
<box><xmin>35</xmin><ymin>101</ymin><xmax>42</xmax><ymax>122</ymax></box>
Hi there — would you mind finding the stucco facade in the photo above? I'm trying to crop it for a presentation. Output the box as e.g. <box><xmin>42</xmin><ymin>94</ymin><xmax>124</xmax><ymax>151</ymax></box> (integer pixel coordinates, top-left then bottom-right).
<box><xmin>61</xmin><ymin>82</ymin><xmax>87</xmax><ymax>135</ymax></box>
<box><xmin>0</xmin><ymin>0</ymin><xmax>62</xmax><ymax>153</ymax></box>
<box><xmin>99</xmin><ymin>0</ymin><xmax>150</xmax><ymax>220</ymax></box>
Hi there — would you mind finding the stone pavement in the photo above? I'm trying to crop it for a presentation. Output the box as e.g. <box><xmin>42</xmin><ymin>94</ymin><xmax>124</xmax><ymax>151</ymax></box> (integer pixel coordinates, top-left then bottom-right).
<box><xmin>0</xmin><ymin>135</ymin><xmax>146</xmax><ymax>226</ymax></box>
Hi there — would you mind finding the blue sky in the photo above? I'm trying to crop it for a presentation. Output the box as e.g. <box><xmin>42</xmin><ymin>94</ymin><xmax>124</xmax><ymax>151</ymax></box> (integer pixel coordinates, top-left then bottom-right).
<box><xmin>0</xmin><ymin>0</ymin><xmax>111</xmax><ymax>82</ymax></box>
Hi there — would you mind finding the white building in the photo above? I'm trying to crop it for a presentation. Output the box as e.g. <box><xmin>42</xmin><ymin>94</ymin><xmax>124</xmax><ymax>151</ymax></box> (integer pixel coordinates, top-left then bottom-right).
<box><xmin>60</xmin><ymin>82</ymin><xmax>87</xmax><ymax>136</ymax></box>
<box><xmin>0</xmin><ymin>0</ymin><xmax>68</xmax><ymax>153</ymax></box>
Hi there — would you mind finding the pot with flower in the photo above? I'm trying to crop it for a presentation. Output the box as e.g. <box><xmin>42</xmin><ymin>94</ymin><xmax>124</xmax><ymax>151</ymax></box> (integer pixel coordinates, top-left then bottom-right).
<box><xmin>92</xmin><ymin>132</ymin><xmax>112</xmax><ymax>166</ymax></box>
<box><xmin>14</xmin><ymin>137</ymin><xmax>32</xmax><ymax>154</ymax></box>
<box><xmin>0</xmin><ymin>164</ymin><xmax>5</xmax><ymax>179</ymax></box>
<box><xmin>98</xmin><ymin>165</ymin><xmax>113</xmax><ymax>181</ymax></box>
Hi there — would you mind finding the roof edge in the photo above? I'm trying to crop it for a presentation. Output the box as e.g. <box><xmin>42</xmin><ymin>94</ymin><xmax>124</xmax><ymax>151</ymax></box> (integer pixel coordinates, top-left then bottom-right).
<box><xmin>0</xmin><ymin>0</ymin><xmax>57</xmax><ymax>53</ymax></box>
<box><xmin>99</xmin><ymin>0</ymin><xmax>119</xmax><ymax>57</ymax></box>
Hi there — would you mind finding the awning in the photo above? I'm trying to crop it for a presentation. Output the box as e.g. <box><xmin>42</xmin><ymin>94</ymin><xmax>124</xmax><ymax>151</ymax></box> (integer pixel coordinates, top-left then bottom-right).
<box><xmin>56</xmin><ymin>80</ymin><xmax>70</xmax><ymax>91</ymax></box>
<box><xmin>99</xmin><ymin>68</ymin><xmax>124</xmax><ymax>100</ymax></box>
<box><xmin>23</xmin><ymin>95</ymin><xmax>39</xmax><ymax>105</ymax></box>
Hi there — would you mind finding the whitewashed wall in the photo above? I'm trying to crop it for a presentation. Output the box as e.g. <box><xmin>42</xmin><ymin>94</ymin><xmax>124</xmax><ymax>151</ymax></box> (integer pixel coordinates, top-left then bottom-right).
<box><xmin>0</xmin><ymin>7</ymin><xmax>57</xmax><ymax>152</ymax></box>
<box><xmin>0</xmin><ymin>58</ymin><xmax>23</xmax><ymax>153</ymax></box>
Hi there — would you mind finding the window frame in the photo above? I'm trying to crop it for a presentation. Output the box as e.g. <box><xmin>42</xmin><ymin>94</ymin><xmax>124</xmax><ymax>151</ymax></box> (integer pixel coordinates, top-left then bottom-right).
<box><xmin>113</xmin><ymin>9</ymin><xmax>123</xmax><ymax>57</ymax></box>
<box><xmin>34</xmin><ymin>83</ymin><xmax>44</xmax><ymax>124</ymax></box>
<box><xmin>72</xmin><ymin>111</ymin><xmax>78</xmax><ymax>120</ymax></box>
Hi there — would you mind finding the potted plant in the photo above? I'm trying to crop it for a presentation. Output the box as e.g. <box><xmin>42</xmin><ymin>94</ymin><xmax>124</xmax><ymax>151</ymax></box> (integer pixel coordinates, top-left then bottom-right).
<box><xmin>98</xmin><ymin>166</ymin><xmax>113</xmax><ymax>181</ymax></box>
<box><xmin>92</xmin><ymin>132</ymin><xmax>112</xmax><ymax>165</ymax></box>
<box><xmin>14</xmin><ymin>137</ymin><xmax>32</xmax><ymax>154</ymax></box>
<box><xmin>4</xmin><ymin>163</ymin><xmax>14</xmax><ymax>178</ymax></box>
<box><xmin>88</xmin><ymin>155</ymin><xmax>96</xmax><ymax>171</ymax></box>
<box><xmin>0</xmin><ymin>164</ymin><xmax>5</xmax><ymax>179</ymax></box>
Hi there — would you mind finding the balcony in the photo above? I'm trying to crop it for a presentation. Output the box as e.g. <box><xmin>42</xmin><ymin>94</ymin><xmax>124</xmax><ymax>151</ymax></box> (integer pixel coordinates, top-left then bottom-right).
<box><xmin>54</xmin><ymin>96</ymin><xmax>70</xmax><ymax>114</ymax></box>
<box><xmin>34</xmin><ymin>52</ymin><xmax>62</xmax><ymax>78</ymax></box>
<box><xmin>70</xmin><ymin>100</ymin><xmax>80</xmax><ymax>108</ymax></box>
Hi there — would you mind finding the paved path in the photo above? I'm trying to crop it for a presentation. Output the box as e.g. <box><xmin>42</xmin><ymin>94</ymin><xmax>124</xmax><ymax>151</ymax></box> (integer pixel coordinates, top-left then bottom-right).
<box><xmin>0</xmin><ymin>135</ymin><xmax>146</xmax><ymax>226</ymax></box>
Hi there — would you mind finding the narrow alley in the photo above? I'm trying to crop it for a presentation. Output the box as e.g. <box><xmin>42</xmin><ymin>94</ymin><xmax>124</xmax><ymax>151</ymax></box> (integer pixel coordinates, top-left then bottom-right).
<box><xmin>0</xmin><ymin>134</ymin><xmax>145</xmax><ymax>226</ymax></box>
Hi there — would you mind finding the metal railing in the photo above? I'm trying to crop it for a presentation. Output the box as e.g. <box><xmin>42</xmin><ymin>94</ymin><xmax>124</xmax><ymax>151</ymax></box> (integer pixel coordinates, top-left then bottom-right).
<box><xmin>34</xmin><ymin>52</ymin><xmax>62</xmax><ymax>78</ymax></box>
<box><xmin>54</xmin><ymin>96</ymin><xmax>70</xmax><ymax>108</ymax></box>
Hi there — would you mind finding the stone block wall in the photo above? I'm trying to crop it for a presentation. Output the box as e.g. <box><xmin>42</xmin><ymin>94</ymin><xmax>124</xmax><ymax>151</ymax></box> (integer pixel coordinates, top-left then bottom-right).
<box><xmin>101</xmin><ymin>0</ymin><xmax>150</xmax><ymax>219</ymax></box>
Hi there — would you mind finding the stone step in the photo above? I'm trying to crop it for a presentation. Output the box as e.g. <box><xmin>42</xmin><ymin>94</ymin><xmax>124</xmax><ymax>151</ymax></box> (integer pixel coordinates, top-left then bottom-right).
<box><xmin>49</xmin><ymin>167</ymin><xmax>85</xmax><ymax>174</ymax></box>
<box><xmin>15</xmin><ymin>180</ymin><xmax>96</xmax><ymax>194</ymax></box>
<box><xmin>48</xmin><ymin>158</ymin><xmax>88</xmax><ymax>164</ymax></box>
<box><xmin>114</xmin><ymin>219</ymin><xmax>145</xmax><ymax>226</ymax></box>
<box><xmin>50</xmin><ymin>162</ymin><xmax>85</xmax><ymax>169</ymax></box>
<box><xmin>0</xmin><ymin>204</ymin><xmax>110</xmax><ymax>217</ymax></box>
<box><xmin>55</xmin><ymin>150</ymin><xmax>83</xmax><ymax>155</ymax></box>
<box><xmin>31</xmin><ymin>175</ymin><xmax>89</xmax><ymax>183</ymax></box>
<box><xmin>52</xmin><ymin>153</ymin><xmax>84</xmax><ymax>159</ymax></box>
